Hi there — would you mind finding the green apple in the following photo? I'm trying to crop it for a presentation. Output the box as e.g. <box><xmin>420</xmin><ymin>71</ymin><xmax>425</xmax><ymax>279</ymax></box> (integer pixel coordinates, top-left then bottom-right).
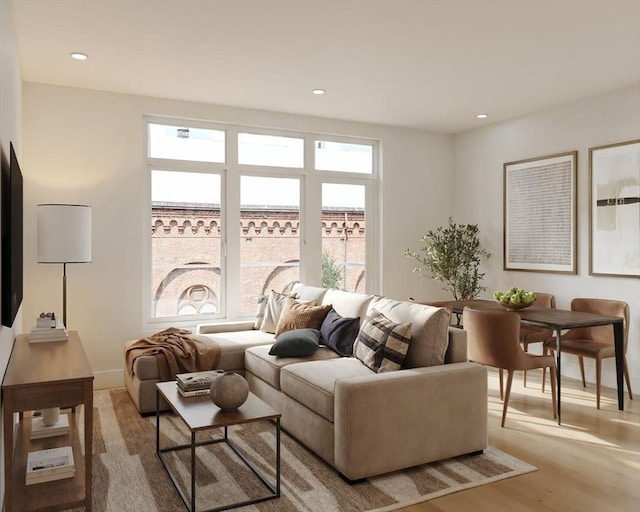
<box><xmin>495</xmin><ymin>287</ymin><xmax>537</xmax><ymax>306</ymax></box>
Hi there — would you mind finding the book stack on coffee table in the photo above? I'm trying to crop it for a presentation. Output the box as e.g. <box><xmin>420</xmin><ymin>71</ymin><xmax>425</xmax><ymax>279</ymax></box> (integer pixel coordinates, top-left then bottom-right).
<box><xmin>26</xmin><ymin>446</ymin><xmax>75</xmax><ymax>485</ymax></box>
<box><xmin>176</xmin><ymin>369</ymin><xmax>224</xmax><ymax>397</ymax></box>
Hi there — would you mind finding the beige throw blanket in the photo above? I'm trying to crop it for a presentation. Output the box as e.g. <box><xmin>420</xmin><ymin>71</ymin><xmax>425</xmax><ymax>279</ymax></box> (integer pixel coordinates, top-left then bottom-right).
<box><xmin>125</xmin><ymin>327</ymin><xmax>221</xmax><ymax>381</ymax></box>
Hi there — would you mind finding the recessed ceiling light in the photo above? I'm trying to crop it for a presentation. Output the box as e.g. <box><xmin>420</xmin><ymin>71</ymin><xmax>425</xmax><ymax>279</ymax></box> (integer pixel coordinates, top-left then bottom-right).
<box><xmin>71</xmin><ymin>52</ymin><xmax>88</xmax><ymax>61</ymax></box>
<box><xmin>312</xmin><ymin>89</ymin><xmax>326</xmax><ymax>95</ymax></box>
<box><xmin>476</xmin><ymin>113</ymin><xmax>488</xmax><ymax>119</ymax></box>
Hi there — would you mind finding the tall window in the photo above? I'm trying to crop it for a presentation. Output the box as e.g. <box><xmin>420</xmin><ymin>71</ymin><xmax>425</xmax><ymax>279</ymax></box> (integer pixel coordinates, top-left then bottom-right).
<box><xmin>146</xmin><ymin>119</ymin><xmax>378</xmax><ymax>325</ymax></box>
<box><xmin>321</xmin><ymin>183</ymin><xmax>366</xmax><ymax>292</ymax></box>
<box><xmin>240</xmin><ymin>176</ymin><xmax>300</xmax><ymax>314</ymax></box>
<box><xmin>151</xmin><ymin>170</ymin><xmax>222</xmax><ymax>319</ymax></box>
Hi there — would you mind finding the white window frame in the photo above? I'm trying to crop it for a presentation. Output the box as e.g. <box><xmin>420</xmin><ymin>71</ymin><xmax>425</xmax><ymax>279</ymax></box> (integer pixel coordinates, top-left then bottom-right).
<box><xmin>143</xmin><ymin>116</ymin><xmax>379</xmax><ymax>330</ymax></box>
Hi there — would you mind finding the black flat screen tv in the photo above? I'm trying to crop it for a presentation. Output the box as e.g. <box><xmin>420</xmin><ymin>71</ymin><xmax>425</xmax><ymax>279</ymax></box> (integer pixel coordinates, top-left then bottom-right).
<box><xmin>1</xmin><ymin>141</ymin><xmax>23</xmax><ymax>327</ymax></box>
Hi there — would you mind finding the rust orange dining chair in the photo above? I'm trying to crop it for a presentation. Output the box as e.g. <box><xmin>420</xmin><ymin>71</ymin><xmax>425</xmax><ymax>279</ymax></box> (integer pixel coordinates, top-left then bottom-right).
<box><xmin>519</xmin><ymin>292</ymin><xmax>555</xmax><ymax>387</ymax></box>
<box><xmin>543</xmin><ymin>298</ymin><xmax>631</xmax><ymax>409</ymax></box>
<box><xmin>463</xmin><ymin>307</ymin><xmax>557</xmax><ymax>427</ymax></box>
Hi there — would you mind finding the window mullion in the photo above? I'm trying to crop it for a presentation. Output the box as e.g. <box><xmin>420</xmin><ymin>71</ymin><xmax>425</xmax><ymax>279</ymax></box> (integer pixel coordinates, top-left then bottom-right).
<box><xmin>225</xmin><ymin>126</ymin><xmax>241</xmax><ymax>318</ymax></box>
<box><xmin>303</xmin><ymin>136</ymin><xmax>321</xmax><ymax>286</ymax></box>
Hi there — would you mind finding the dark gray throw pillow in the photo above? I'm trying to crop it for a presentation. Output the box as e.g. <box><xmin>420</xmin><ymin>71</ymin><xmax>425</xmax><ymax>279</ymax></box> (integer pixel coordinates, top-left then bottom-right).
<box><xmin>320</xmin><ymin>308</ymin><xmax>360</xmax><ymax>356</ymax></box>
<box><xmin>269</xmin><ymin>328</ymin><xmax>320</xmax><ymax>357</ymax></box>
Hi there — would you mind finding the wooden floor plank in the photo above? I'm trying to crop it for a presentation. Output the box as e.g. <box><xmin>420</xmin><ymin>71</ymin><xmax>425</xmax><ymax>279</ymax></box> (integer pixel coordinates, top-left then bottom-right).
<box><xmin>398</xmin><ymin>369</ymin><xmax>639</xmax><ymax>512</ymax></box>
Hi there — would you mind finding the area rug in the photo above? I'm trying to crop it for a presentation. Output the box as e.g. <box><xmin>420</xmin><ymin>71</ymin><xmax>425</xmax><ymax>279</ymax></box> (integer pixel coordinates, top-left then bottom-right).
<box><xmin>81</xmin><ymin>389</ymin><xmax>535</xmax><ymax>512</ymax></box>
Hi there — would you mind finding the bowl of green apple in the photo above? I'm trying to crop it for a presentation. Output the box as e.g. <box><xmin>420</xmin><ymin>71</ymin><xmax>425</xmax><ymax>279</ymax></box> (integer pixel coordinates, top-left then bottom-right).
<box><xmin>493</xmin><ymin>287</ymin><xmax>537</xmax><ymax>311</ymax></box>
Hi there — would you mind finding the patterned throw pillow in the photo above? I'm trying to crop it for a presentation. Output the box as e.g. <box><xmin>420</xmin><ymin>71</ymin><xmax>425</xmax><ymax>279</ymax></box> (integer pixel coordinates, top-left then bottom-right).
<box><xmin>275</xmin><ymin>298</ymin><xmax>332</xmax><ymax>337</ymax></box>
<box><xmin>353</xmin><ymin>309</ymin><xmax>412</xmax><ymax>373</ymax></box>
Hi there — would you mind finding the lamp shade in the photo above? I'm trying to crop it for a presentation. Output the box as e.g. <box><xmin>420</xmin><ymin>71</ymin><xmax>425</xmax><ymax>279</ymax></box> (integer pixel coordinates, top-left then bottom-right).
<box><xmin>38</xmin><ymin>204</ymin><xmax>92</xmax><ymax>263</ymax></box>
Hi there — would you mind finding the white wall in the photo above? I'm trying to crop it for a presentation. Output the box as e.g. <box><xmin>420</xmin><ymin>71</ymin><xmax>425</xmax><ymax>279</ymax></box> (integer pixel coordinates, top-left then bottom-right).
<box><xmin>453</xmin><ymin>85</ymin><xmax>640</xmax><ymax>393</ymax></box>
<box><xmin>19</xmin><ymin>79</ymin><xmax>640</xmax><ymax>397</ymax></box>
<box><xmin>0</xmin><ymin>0</ymin><xmax>22</xmax><ymax>503</ymax></box>
<box><xmin>21</xmin><ymin>83</ymin><xmax>454</xmax><ymax>389</ymax></box>
<box><xmin>0</xmin><ymin>0</ymin><xmax>22</xmax><ymax>368</ymax></box>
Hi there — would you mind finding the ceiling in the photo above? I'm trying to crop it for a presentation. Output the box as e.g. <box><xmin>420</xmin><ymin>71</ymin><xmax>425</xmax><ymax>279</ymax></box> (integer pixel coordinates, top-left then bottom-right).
<box><xmin>11</xmin><ymin>0</ymin><xmax>640</xmax><ymax>133</ymax></box>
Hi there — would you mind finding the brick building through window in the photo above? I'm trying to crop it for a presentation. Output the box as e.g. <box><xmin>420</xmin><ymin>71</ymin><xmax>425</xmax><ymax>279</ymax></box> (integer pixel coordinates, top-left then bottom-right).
<box><xmin>151</xmin><ymin>203</ymin><xmax>365</xmax><ymax>318</ymax></box>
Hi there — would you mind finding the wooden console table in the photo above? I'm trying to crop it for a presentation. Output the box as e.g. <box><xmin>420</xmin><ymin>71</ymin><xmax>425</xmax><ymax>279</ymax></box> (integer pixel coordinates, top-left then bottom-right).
<box><xmin>2</xmin><ymin>331</ymin><xmax>94</xmax><ymax>512</ymax></box>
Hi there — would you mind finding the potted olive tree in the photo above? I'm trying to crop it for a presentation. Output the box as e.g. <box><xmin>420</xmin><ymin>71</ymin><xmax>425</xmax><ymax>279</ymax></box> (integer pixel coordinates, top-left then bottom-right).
<box><xmin>404</xmin><ymin>218</ymin><xmax>491</xmax><ymax>300</ymax></box>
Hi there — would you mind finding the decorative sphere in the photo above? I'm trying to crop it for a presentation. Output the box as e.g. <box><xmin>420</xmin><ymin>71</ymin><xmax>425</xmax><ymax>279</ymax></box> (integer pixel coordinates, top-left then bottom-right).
<box><xmin>210</xmin><ymin>372</ymin><xmax>249</xmax><ymax>411</ymax></box>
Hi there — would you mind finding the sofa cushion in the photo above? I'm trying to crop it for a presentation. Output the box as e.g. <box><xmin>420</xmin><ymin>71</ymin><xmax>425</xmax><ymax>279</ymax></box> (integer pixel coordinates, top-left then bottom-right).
<box><xmin>321</xmin><ymin>289</ymin><xmax>373</xmax><ymax>323</ymax></box>
<box><xmin>275</xmin><ymin>298</ymin><xmax>332</xmax><ymax>337</ymax></box>
<box><xmin>353</xmin><ymin>309</ymin><xmax>412</xmax><ymax>373</ymax></box>
<box><xmin>245</xmin><ymin>344</ymin><xmax>340</xmax><ymax>389</ymax></box>
<box><xmin>280</xmin><ymin>358</ymin><xmax>374</xmax><ymax>422</ymax></box>
<box><xmin>367</xmin><ymin>297</ymin><xmax>451</xmax><ymax>368</ymax></box>
<box><xmin>320</xmin><ymin>309</ymin><xmax>360</xmax><ymax>356</ymax></box>
<box><xmin>202</xmin><ymin>330</ymin><xmax>277</xmax><ymax>371</ymax></box>
<box><xmin>269</xmin><ymin>328</ymin><xmax>320</xmax><ymax>357</ymax></box>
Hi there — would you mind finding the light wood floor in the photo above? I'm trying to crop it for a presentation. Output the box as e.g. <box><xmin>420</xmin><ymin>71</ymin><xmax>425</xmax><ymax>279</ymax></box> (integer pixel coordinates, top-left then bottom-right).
<box><xmin>399</xmin><ymin>368</ymin><xmax>640</xmax><ymax>512</ymax></box>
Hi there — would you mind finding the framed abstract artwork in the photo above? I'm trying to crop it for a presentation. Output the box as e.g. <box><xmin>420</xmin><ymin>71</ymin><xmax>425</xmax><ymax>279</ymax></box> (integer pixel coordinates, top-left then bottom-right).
<box><xmin>503</xmin><ymin>151</ymin><xmax>577</xmax><ymax>274</ymax></box>
<box><xmin>589</xmin><ymin>140</ymin><xmax>640</xmax><ymax>278</ymax></box>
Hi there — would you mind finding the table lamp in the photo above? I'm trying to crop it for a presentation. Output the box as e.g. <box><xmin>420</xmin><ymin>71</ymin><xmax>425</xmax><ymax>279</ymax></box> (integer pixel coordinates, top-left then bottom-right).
<box><xmin>37</xmin><ymin>204</ymin><xmax>92</xmax><ymax>328</ymax></box>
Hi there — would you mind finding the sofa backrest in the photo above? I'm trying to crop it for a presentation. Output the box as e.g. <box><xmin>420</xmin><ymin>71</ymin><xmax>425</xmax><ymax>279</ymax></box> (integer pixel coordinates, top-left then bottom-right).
<box><xmin>366</xmin><ymin>297</ymin><xmax>451</xmax><ymax>368</ymax></box>
<box><xmin>445</xmin><ymin>327</ymin><xmax>467</xmax><ymax>364</ymax></box>
<box><xmin>321</xmin><ymin>289</ymin><xmax>374</xmax><ymax>324</ymax></box>
<box><xmin>197</xmin><ymin>283</ymin><xmax>465</xmax><ymax>367</ymax></box>
<box><xmin>291</xmin><ymin>283</ymin><xmax>328</xmax><ymax>303</ymax></box>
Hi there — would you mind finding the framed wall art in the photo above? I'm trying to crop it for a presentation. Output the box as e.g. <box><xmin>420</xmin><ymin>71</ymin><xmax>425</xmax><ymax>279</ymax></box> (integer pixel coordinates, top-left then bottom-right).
<box><xmin>589</xmin><ymin>139</ymin><xmax>640</xmax><ymax>278</ymax></box>
<box><xmin>503</xmin><ymin>151</ymin><xmax>577</xmax><ymax>274</ymax></box>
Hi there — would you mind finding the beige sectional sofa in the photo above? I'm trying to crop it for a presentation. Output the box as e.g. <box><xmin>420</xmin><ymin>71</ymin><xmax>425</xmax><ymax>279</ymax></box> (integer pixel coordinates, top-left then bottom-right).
<box><xmin>124</xmin><ymin>284</ymin><xmax>488</xmax><ymax>481</ymax></box>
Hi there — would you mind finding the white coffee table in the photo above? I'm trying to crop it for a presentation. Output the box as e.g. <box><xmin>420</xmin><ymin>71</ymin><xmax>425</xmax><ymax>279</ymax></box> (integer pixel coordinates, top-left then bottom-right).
<box><xmin>155</xmin><ymin>382</ymin><xmax>281</xmax><ymax>512</ymax></box>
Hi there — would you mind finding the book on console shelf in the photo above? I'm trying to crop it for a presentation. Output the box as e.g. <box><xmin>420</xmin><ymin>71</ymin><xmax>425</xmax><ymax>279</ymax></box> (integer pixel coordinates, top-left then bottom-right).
<box><xmin>176</xmin><ymin>369</ymin><xmax>223</xmax><ymax>391</ymax></box>
<box><xmin>26</xmin><ymin>467</ymin><xmax>75</xmax><ymax>485</ymax></box>
<box><xmin>30</xmin><ymin>327</ymin><xmax>67</xmax><ymax>335</ymax></box>
<box><xmin>30</xmin><ymin>413</ymin><xmax>70</xmax><ymax>440</ymax></box>
<box><xmin>26</xmin><ymin>446</ymin><xmax>75</xmax><ymax>485</ymax></box>
<box><xmin>29</xmin><ymin>333</ymin><xmax>69</xmax><ymax>343</ymax></box>
<box><xmin>29</xmin><ymin>322</ymin><xmax>68</xmax><ymax>343</ymax></box>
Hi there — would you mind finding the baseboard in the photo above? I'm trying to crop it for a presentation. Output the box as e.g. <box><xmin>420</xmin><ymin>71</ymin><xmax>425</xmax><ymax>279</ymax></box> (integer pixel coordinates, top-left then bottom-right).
<box><xmin>94</xmin><ymin>369</ymin><xmax>124</xmax><ymax>390</ymax></box>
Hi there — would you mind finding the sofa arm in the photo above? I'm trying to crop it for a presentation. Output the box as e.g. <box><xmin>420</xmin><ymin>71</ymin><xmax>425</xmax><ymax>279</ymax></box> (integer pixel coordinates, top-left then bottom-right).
<box><xmin>196</xmin><ymin>320</ymin><xmax>256</xmax><ymax>334</ymax></box>
<box><xmin>334</xmin><ymin>362</ymin><xmax>487</xmax><ymax>480</ymax></box>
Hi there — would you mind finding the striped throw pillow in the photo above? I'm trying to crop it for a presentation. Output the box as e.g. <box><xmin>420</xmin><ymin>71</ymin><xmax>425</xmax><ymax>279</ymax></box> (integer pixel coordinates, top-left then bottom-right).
<box><xmin>353</xmin><ymin>309</ymin><xmax>412</xmax><ymax>373</ymax></box>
